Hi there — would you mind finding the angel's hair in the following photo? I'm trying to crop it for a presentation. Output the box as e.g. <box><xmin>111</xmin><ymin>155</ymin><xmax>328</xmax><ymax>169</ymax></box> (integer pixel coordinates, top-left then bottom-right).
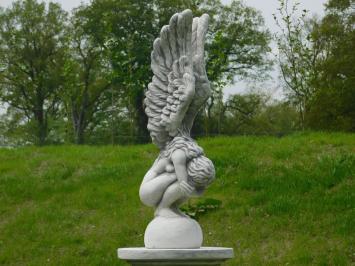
<box><xmin>187</xmin><ymin>155</ymin><xmax>215</xmax><ymax>188</ymax></box>
<box><xmin>160</xmin><ymin>133</ymin><xmax>203</xmax><ymax>160</ymax></box>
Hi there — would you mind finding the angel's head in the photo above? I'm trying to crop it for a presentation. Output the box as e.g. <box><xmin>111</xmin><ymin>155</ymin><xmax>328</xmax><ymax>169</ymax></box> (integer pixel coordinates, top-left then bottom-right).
<box><xmin>187</xmin><ymin>155</ymin><xmax>215</xmax><ymax>189</ymax></box>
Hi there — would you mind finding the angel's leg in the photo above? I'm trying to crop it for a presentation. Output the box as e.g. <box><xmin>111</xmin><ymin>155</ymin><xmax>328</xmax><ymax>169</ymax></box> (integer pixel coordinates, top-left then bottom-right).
<box><xmin>139</xmin><ymin>172</ymin><xmax>177</xmax><ymax>207</ymax></box>
<box><xmin>155</xmin><ymin>181</ymin><xmax>192</xmax><ymax>218</ymax></box>
<box><xmin>170</xmin><ymin>196</ymin><xmax>189</xmax><ymax>217</ymax></box>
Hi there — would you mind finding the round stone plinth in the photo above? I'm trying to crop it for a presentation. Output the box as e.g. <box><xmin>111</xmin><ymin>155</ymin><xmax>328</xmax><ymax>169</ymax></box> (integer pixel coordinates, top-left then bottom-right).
<box><xmin>144</xmin><ymin>216</ymin><xmax>202</xmax><ymax>249</ymax></box>
<box><xmin>118</xmin><ymin>247</ymin><xmax>234</xmax><ymax>266</ymax></box>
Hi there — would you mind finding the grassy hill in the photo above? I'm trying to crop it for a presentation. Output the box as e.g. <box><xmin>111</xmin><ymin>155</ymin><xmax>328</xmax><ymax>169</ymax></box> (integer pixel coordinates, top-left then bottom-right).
<box><xmin>0</xmin><ymin>132</ymin><xmax>354</xmax><ymax>265</ymax></box>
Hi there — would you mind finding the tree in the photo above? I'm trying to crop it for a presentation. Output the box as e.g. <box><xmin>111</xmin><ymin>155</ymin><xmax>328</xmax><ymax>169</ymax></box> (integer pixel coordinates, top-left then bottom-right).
<box><xmin>0</xmin><ymin>0</ymin><xmax>68</xmax><ymax>145</ymax></box>
<box><xmin>223</xmin><ymin>93</ymin><xmax>264</xmax><ymax>134</ymax></box>
<box><xmin>199</xmin><ymin>0</ymin><xmax>272</xmax><ymax>135</ymax></box>
<box><xmin>206</xmin><ymin>1</ymin><xmax>271</xmax><ymax>85</ymax></box>
<box><xmin>252</xmin><ymin>101</ymin><xmax>298</xmax><ymax>135</ymax></box>
<box><xmin>82</xmin><ymin>0</ymin><xmax>271</xmax><ymax>140</ymax></box>
<box><xmin>62</xmin><ymin>6</ymin><xmax>112</xmax><ymax>144</ymax></box>
<box><xmin>80</xmin><ymin>0</ymin><xmax>156</xmax><ymax>143</ymax></box>
<box><xmin>273</xmin><ymin>0</ymin><xmax>322</xmax><ymax>129</ymax></box>
<box><xmin>307</xmin><ymin>0</ymin><xmax>355</xmax><ymax>131</ymax></box>
<box><xmin>216</xmin><ymin>93</ymin><xmax>298</xmax><ymax>136</ymax></box>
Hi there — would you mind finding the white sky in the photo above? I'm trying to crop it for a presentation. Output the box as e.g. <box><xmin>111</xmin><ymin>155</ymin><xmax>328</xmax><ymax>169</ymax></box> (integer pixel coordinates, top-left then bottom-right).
<box><xmin>221</xmin><ymin>0</ymin><xmax>327</xmax><ymax>99</ymax></box>
<box><xmin>0</xmin><ymin>0</ymin><xmax>327</xmax><ymax>105</ymax></box>
<box><xmin>0</xmin><ymin>0</ymin><xmax>327</xmax><ymax>33</ymax></box>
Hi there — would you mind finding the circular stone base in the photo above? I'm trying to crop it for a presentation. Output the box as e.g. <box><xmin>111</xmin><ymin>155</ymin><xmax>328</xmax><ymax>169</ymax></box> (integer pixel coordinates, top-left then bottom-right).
<box><xmin>144</xmin><ymin>216</ymin><xmax>203</xmax><ymax>249</ymax></box>
<box><xmin>118</xmin><ymin>247</ymin><xmax>234</xmax><ymax>266</ymax></box>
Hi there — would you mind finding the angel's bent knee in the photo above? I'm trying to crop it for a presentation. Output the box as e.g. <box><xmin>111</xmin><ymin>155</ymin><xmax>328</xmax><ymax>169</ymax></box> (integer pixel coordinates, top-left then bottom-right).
<box><xmin>139</xmin><ymin>184</ymin><xmax>157</xmax><ymax>207</ymax></box>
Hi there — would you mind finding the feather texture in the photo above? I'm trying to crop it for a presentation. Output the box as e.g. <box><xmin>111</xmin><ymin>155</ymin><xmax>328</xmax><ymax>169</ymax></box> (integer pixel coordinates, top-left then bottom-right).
<box><xmin>145</xmin><ymin>9</ymin><xmax>210</xmax><ymax>149</ymax></box>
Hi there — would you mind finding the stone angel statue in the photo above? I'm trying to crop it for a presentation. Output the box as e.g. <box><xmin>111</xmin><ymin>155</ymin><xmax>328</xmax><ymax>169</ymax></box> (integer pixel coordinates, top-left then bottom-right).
<box><xmin>139</xmin><ymin>9</ymin><xmax>215</xmax><ymax>249</ymax></box>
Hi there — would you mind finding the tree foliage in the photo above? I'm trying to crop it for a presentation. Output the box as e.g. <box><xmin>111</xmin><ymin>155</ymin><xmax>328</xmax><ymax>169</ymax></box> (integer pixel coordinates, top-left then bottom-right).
<box><xmin>62</xmin><ymin>6</ymin><xmax>113</xmax><ymax>144</ymax></box>
<box><xmin>8</xmin><ymin>0</ymin><xmax>353</xmax><ymax>145</ymax></box>
<box><xmin>307</xmin><ymin>0</ymin><xmax>355</xmax><ymax>131</ymax></box>
<box><xmin>274</xmin><ymin>0</ymin><xmax>355</xmax><ymax>132</ymax></box>
<box><xmin>80</xmin><ymin>0</ymin><xmax>271</xmax><ymax>140</ymax></box>
<box><xmin>0</xmin><ymin>0</ymin><xmax>67</xmax><ymax>144</ymax></box>
<box><xmin>273</xmin><ymin>0</ymin><xmax>323</xmax><ymax>129</ymax></box>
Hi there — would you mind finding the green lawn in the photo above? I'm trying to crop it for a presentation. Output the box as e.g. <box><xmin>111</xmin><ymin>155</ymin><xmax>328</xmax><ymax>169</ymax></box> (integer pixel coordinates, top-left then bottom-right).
<box><xmin>0</xmin><ymin>132</ymin><xmax>354</xmax><ymax>265</ymax></box>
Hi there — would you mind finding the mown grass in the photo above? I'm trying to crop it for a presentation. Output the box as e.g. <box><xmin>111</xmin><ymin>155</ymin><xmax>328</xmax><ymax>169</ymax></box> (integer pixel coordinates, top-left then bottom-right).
<box><xmin>0</xmin><ymin>132</ymin><xmax>354</xmax><ymax>265</ymax></box>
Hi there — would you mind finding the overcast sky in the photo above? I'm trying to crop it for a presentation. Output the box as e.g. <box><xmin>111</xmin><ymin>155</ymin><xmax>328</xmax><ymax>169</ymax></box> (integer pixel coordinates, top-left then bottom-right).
<box><xmin>1</xmin><ymin>0</ymin><xmax>327</xmax><ymax>33</ymax></box>
<box><xmin>0</xmin><ymin>0</ymin><xmax>327</xmax><ymax>100</ymax></box>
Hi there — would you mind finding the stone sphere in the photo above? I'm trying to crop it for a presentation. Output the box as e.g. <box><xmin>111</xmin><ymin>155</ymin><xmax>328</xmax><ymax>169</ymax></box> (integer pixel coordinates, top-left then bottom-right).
<box><xmin>144</xmin><ymin>216</ymin><xmax>203</xmax><ymax>249</ymax></box>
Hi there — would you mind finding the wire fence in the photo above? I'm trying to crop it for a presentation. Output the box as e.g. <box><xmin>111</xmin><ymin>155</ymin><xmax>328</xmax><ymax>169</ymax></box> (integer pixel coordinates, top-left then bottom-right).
<box><xmin>0</xmin><ymin>131</ymin><xmax>290</xmax><ymax>148</ymax></box>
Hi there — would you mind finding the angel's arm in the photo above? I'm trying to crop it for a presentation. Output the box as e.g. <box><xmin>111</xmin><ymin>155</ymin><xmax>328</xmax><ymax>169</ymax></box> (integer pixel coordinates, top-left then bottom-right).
<box><xmin>141</xmin><ymin>158</ymin><xmax>170</xmax><ymax>184</ymax></box>
<box><xmin>171</xmin><ymin>149</ymin><xmax>188</xmax><ymax>183</ymax></box>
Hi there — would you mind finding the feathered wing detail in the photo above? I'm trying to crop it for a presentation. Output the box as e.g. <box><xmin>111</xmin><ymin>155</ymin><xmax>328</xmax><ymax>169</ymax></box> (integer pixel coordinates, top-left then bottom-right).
<box><xmin>145</xmin><ymin>10</ymin><xmax>211</xmax><ymax>149</ymax></box>
<box><xmin>182</xmin><ymin>14</ymin><xmax>211</xmax><ymax>132</ymax></box>
<box><xmin>145</xmin><ymin>9</ymin><xmax>196</xmax><ymax>149</ymax></box>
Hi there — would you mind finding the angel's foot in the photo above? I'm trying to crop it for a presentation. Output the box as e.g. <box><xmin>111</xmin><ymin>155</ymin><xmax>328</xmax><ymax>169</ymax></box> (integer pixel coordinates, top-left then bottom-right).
<box><xmin>154</xmin><ymin>207</ymin><xmax>181</xmax><ymax>218</ymax></box>
<box><xmin>171</xmin><ymin>206</ymin><xmax>189</xmax><ymax>218</ymax></box>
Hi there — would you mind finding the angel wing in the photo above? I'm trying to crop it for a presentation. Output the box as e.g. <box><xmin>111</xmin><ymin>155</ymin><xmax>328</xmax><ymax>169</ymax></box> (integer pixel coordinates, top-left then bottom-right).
<box><xmin>183</xmin><ymin>13</ymin><xmax>211</xmax><ymax>132</ymax></box>
<box><xmin>144</xmin><ymin>9</ymin><xmax>210</xmax><ymax>149</ymax></box>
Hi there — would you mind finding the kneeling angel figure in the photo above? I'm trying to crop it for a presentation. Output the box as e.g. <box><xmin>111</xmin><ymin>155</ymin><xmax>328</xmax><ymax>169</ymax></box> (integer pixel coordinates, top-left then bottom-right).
<box><xmin>139</xmin><ymin>9</ymin><xmax>215</xmax><ymax>219</ymax></box>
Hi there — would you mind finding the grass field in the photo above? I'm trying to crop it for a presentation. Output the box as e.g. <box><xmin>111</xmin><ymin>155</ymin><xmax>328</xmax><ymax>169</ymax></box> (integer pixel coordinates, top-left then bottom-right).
<box><xmin>0</xmin><ymin>132</ymin><xmax>354</xmax><ymax>265</ymax></box>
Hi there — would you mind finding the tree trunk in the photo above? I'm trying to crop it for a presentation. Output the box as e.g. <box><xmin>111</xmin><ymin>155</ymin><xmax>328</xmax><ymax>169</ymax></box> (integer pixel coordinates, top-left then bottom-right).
<box><xmin>75</xmin><ymin>125</ymin><xmax>85</xmax><ymax>144</ymax></box>
<box><xmin>206</xmin><ymin>95</ymin><xmax>214</xmax><ymax>136</ymax></box>
<box><xmin>34</xmin><ymin>102</ymin><xmax>47</xmax><ymax>146</ymax></box>
<box><xmin>73</xmin><ymin>112</ymin><xmax>86</xmax><ymax>145</ymax></box>
<box><xmin>74</xmin><ymin>80</ymin><xmax>90</xmax><ymax>144</ymax></box>
<box><xmin>71</xmin><ymin>106</ymin><xmax>86</xmax><ymax>145</ymax></box>
<box><xmin>37</xmin><ymin>119</ymin><xmax>47</xmax><ymax>146</ymax></box>
<box><xmin>135</xmin><ymin>89</ymin><xmax>149</xmax><ymax>144</ymax></box>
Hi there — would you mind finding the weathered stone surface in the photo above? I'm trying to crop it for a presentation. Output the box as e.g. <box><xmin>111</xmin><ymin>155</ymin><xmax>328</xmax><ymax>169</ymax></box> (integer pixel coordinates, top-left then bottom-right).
<box><xmin>118</xmin><ymin>9</ymin><xmax>233</xmax><ymax>266</ymax></box>
<box><xmin>140</xmin><ymin>9</ymin><xmax>215</xmax><ymax>249</ymax></box>
<box><xmin>144</xmin><ymin>216</ymin><xmax>202</xmax><ymax>249</ymax></box>
<box><xmin>118</xmin><ymin>247</ymin><xmax>234</xmax><ymax>266</ymax></box>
